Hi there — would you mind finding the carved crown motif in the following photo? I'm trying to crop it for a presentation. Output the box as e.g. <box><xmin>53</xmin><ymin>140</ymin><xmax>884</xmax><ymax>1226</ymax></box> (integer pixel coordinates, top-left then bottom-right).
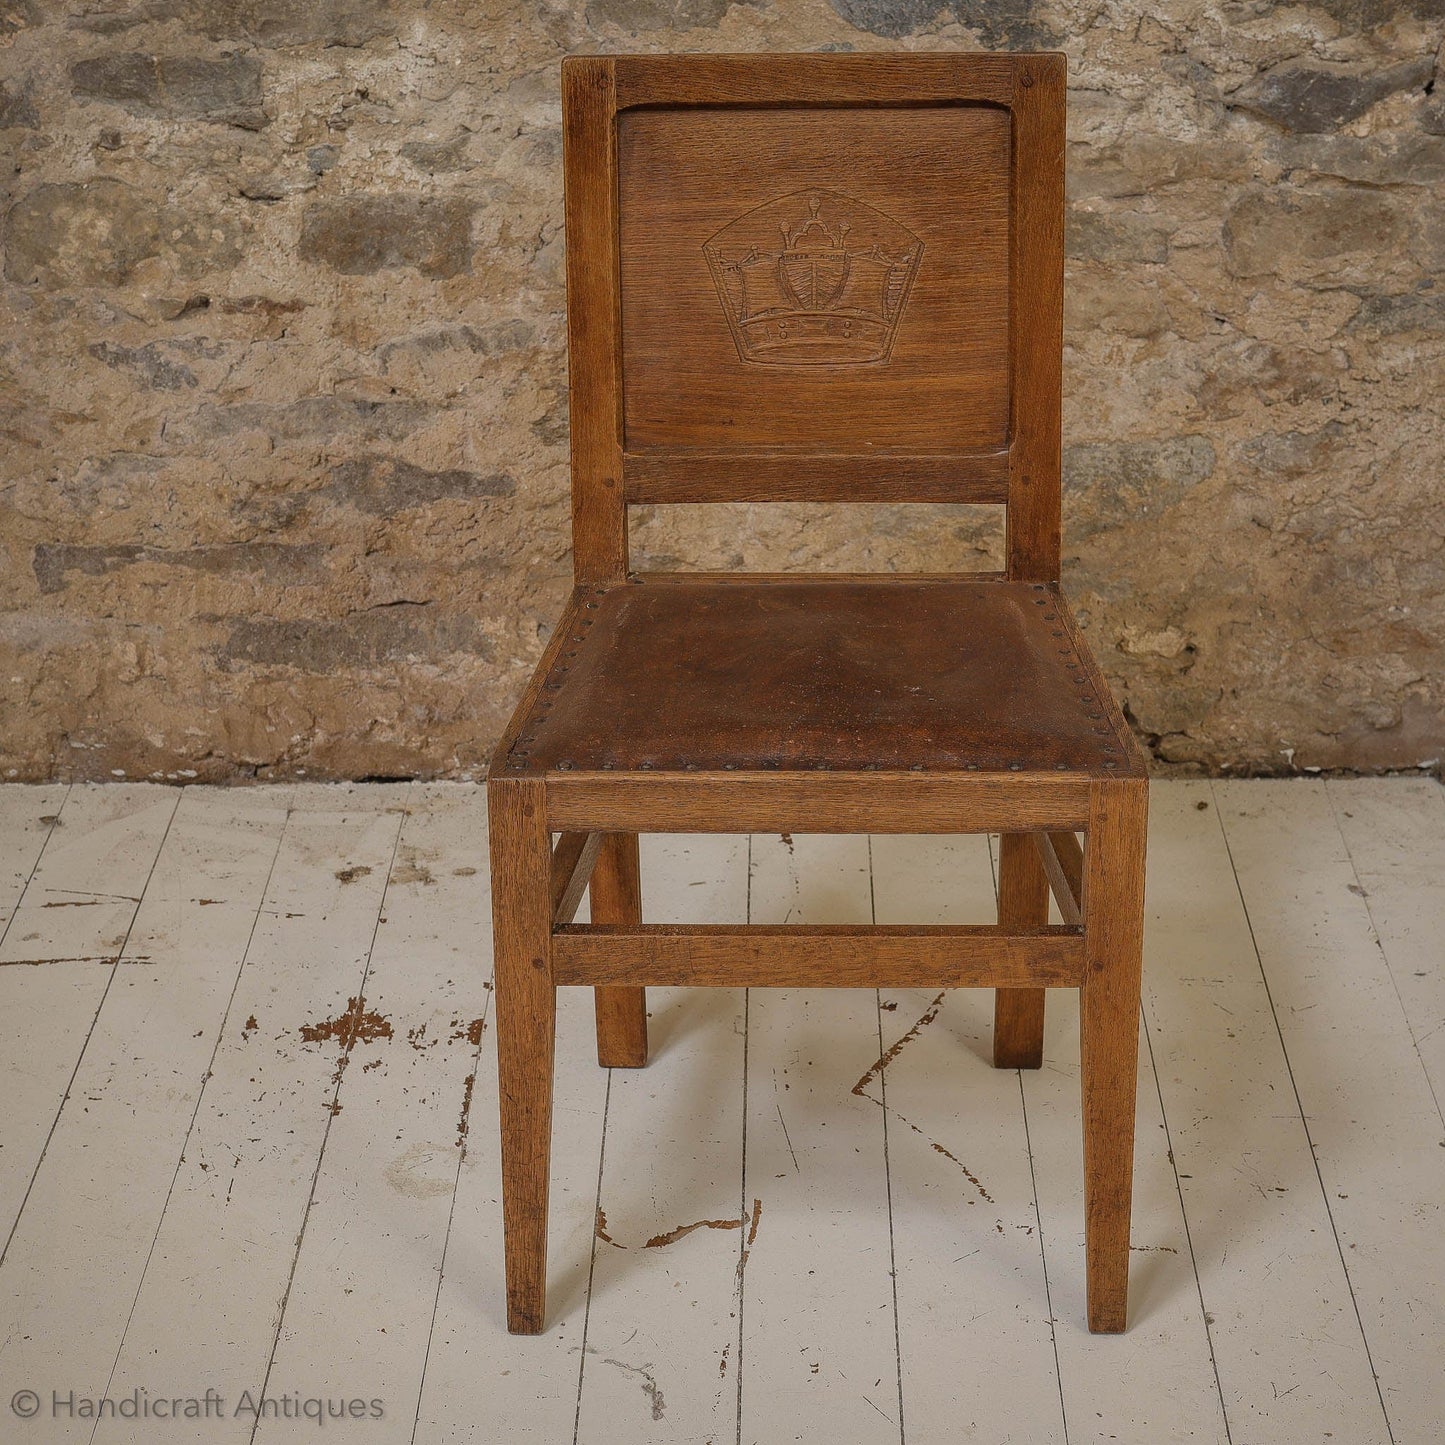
<box><xmin>703</xmin><ymin>189</ymin><xmax>924</xmax><ymax>367</ymax></box>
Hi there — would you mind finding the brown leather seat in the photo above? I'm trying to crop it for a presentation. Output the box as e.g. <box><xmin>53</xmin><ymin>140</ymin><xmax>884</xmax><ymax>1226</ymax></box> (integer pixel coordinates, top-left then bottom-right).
<box><xmin>499</xmin><ymin>577</ymin><xmax>1130</xmax><ymax>777</ymax></box>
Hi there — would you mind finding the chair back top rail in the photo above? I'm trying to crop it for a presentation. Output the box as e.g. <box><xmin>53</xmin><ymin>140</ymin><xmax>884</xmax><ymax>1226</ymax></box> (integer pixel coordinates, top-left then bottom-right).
<box><xmin>561</xmin><ymin>51</ymin><xmax>1065</xmax><ymax>584</ymax></box>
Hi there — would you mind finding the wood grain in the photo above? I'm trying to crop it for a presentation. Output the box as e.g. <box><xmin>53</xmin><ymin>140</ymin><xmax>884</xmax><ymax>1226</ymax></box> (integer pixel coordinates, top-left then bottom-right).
<box><xmin>994</xmin><ymin>831</ymin><xmax>1052</xmax><ymax>1068</ymax></box>
<box><xmin>587</xmin><ymin>832</ymin><xmax>647</xmax><ymax>1069</ymax></box>
<box><xmin>612</xmin><ymin>51</ymin><xmax>1025</xmax><ymax>110</ymax></box>
<box><xmin>1035</xmin><ymin>828</ymin><xmax>1083</xmax><ymax>924</ymax></box>
<box><xmin>553</xmin><ymin>922</ymin><xmax>1084</xmax><ymax>987</ymax></box>
<box><xmin>545</xmin><ymin>771</ymin><xmax>1092</xmax><ymax>833</ymax></box>
<box><xmin>622</xmin><ymin>449</ymin><xmax>1009</xmax><ymax>504</ymax></box>
<box><xmin>550</xmin><ymin>830</ymin><xmax>602</xmax><ymax>926</ymax></box>
<box><xmin>619</xmin><ymin>104</ymin><xmax>1011</xmax><ymax>457</ymax></box>
<box><xmin>561</xmin><ymin>50</ymin><xmax>1071</xmax><ymax>564</ymax></box>
<box><xmin>488</xmin><ymin>776</ymin><xmax>557</xmax><ymax>1333</ymax></box>
<box><xmin>561</xmin><ymin>57</ymin><xmax>627</xmax><ymax>584</ymax></box>
<box><xmin>1004</xmin><ymin>54</ymin><xmax>1065</xmax><ymax>582</ymax></box>
<box><xmin>1079</xmin><ymin>776</ymin><xmax>1148</xmax><ymax>1332</ymax></box>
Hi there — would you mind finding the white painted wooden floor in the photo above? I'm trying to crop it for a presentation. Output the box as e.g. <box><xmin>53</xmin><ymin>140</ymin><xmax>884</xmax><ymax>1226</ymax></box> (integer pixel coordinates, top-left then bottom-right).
<box><xmin>0</xmin><ymin>780</ymin><xmax>1442</xmax><ymax>1445</ymax></box>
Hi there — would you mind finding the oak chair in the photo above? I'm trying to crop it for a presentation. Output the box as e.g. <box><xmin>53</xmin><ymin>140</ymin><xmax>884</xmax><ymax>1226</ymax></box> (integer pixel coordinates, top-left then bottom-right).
<box><xmin>488</xmin><ymin>51</ymin><xmax>1149</xmax><ymax>1336</ymax></box>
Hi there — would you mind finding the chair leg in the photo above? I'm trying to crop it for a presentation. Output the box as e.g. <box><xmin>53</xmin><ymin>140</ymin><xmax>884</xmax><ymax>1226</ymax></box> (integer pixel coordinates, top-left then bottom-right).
<box><xmin>591</xmin><ymin>832</ymin><xmax>648</xmax><ymax>1069</ymax></box>
<box><xmin>993</xmin><ymin>831</ymin><xmax>1050</xmax><ymax>1068</ymax></box>
<box><xmin>489</xmin><ymin>777</ymin><xmax>556</xmax><ymax>1335</ymax></box>
<box><xmin>1079</xmin><ymin>779</ymin><xmax>1148</xmax><ymax>1334</ymax></box>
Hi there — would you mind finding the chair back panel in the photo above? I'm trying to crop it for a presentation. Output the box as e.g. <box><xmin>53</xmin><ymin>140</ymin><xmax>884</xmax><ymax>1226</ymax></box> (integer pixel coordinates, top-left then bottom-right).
<box><xmin>619</xmin><ymin>105</ymin><xmax>1010</xmax><ymax>455</ymax></box>
<box><xmin>561</xmin><ymin>53</ymin><xmax>1064</xmax><ymax>583</ymax></box>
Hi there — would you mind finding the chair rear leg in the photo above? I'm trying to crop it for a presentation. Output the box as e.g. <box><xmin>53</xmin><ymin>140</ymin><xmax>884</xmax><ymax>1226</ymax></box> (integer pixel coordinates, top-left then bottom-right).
<box><xmin>994</xmin><ymin>831</ymin><xmax>1050</xmax><ymax>1068</ymax></box>
<box><xmin>591</xmin><ymin>832</ymin><xmax>648</xmax><ymax>1069</ymax></box>
<box><xmin>1079</xmin><ymin>779</ymin><xmax>1148</xmax><ymax>1333</ymax></box>
<box><xmin>489</xmin><ymin>777</ymin><xmax>556</xmax><ymax>1335</ymax></box>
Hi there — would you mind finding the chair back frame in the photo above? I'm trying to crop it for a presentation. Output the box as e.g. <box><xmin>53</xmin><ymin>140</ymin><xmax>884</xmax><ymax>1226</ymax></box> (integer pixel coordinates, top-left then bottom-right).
<box><xmin>561</xmin><ymin>51</ymin><xmax>1066</xmax><ymax>588</ymax></box>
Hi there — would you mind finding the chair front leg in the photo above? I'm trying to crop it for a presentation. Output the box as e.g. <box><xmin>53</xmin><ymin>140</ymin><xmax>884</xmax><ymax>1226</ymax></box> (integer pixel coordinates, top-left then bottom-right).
<box><xmin>1079</xmin><ymin>777</ymin><xmax>1148</xmax><ymax>1333</ymax></box>
<box><xmin>591</xmin><ymin>832</ymin><xmax>648</xmax><ymax>1068</ymax></box>
<box><xmin>489</xmin><ymin>777</ymin><xmax>557</xmax><ymax>1335</ymax></box>
<box><xmin>994</xmin><ymin>831</ymin><xmax>1050</xmax><ymax>1068</ymax></box>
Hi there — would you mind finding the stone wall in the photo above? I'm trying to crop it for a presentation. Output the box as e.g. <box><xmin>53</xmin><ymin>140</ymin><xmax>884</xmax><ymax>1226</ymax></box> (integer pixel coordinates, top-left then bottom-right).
<box><xmin>2</xmin><ymin>0</ymin><xmax>1442</xmax><ymax>782</ymax></box>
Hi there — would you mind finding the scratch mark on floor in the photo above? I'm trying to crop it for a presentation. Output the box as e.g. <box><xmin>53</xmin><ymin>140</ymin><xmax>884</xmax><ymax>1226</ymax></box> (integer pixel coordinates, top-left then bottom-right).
<box><xmin>42</xmin><ymin>888</ymin><xmax>138</xmax><ymax>904</ymax></box>
<box><xmin>851</xmin><ymin>993</ymin><xmax>994</xmax><ymax>1202</ymax></box>
<box><xmin>911</xmin><ymin>1124</ymin><xmax>994</xmax><ymax>1202</ymax></box>
<box><xmin>385</xmin><ymin>1141</ymin><xmax>455</xmax><ymax>1199</ymax></box>
<box><xmin>595</xmin><ymin>1207</ymin><xmax>625</xmax><ymax>1249</ymax></box>
<box><xmin>775</xmin><ymin>1100</ymin><xmax>800</xmax><ymax>1173</ymax></box>
<box><xmin>862</xmin><ymin>1392</ymin><xmax>894</xmax><ymax>1425</ymax></box>
<box><xmin>456</xmin><ymin>1071</ymin><xmax>476</xmax><ymax>1147</ymax></box>
<box><xmin>644</xmin><ymin>1216</ymin><xmax>744</xmax><ymax>1249</ymax></box>
<box><xmin>598</xmin><ymin>1356</ymin><xmax>666</xmax><ymax>1420</ymax></box>
<box><xmin>0</xmin><ymin>955</ymin><xmax>123</xmax><ymax>967</ymax></box>
<box><xmin>735</xmin><ymin>1197</ymin><xmax>763</xmax><ymax>1284</ymax></box>
<box><xmin>852</xmin><ymin>990</ymin><xmax>946</xmax><ymax>1097</ymax></box>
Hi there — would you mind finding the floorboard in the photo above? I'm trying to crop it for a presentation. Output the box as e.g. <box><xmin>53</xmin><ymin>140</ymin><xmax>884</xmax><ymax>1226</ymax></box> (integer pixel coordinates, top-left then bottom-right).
<box><xmin>0</xmin><ymin>784</ymin><xmax>179</xmax><ymax>1252</ymax></box>
<box><xmin>0</xmin><ymin>782</ymin><xmax>68</xmax><ymax>929</ymax></box>
<box><xmin>1145</xmin><ymin>783</ymin><xmax>1389</xmax><ymax>1443</ymax></box>
<box><xmin>740</xmin><ymin>833</ymin><xmax>900</xmax><ymax>1445</ymax></box>
<box><xmin>253</xmin><ymin>784</ymin><xmax>492</xmax><ymax>1443</ymax></box>
<box><xmin>0</xmin><ymin>787</ymin><xmax>291</xmax><ymax>1438</ymax></box>
<box><xmin>1215</xmin><ymin>779</ymin><xmax>1445</xmax><ymax>1444</ymax></box>
<box><xmin>870</xmin><ymin>833</ymin><xmax>1067</xmax><ymax>1445</ymax></box>
<box><xmin>1328</xmin><ymin>778</ymin><xmax>1445</xmax><ymax>1132</ymax></box>
<box><xmin>90</xmin><ymin>785</ymin><xmax>407</xmax><ymax>1445</ymax></box>
<box><xmin>575</xmin><ymin>835</ymin><xmax>749</xmax><ymax>1445</ymax></box>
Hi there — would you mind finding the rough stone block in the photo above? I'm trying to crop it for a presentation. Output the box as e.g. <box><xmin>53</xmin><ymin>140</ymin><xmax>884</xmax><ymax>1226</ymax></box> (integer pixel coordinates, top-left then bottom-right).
<box><xmin>0</xmin><ymin>76</ymin><xmax>38</xmax><ymax>128</ymax></box>
<box><xmin>298</xmin><ymin>195</ymin><xmax>475</xmax><ymax>278</ymax></box>
<box><xmin>1224</xmin><ymin>186</ymin><xmax>1408</xmax><ymax>280</ymax></box>
<box><xmin>3</xmin><ymin>179</ymin><xmax>160</xmax><ymax>286</ymax></box>
<box><xmin>322</xmin><ymin>457</ymin><xmax>515</xmax><ymax>513</ymax></box>
<box><xmin>1231</xmin><ymin>58</ymin><xmax>1432</xmax><ymax>134</ymax></box>
<box><xmin>219</xmin><ymin>607</ymin><xmax>490</xmax><ymax>672</ymax></box>
<box><xmin>1065</xmin><ymin>437</ymin><xmax>1216</xmax><ymax>542</ymax></box>
<box><xmin>70</xmin><ymin>51</ymin><xmax>268</xmax><ymax>129</ymax></box>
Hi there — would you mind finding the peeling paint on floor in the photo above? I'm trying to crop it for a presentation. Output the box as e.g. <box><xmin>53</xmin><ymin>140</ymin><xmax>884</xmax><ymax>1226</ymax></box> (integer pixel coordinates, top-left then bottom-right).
<box><xmin>299</xmin><ymin>996</ymin><xmax>393</xmax><ymax>1048</ymax></box>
